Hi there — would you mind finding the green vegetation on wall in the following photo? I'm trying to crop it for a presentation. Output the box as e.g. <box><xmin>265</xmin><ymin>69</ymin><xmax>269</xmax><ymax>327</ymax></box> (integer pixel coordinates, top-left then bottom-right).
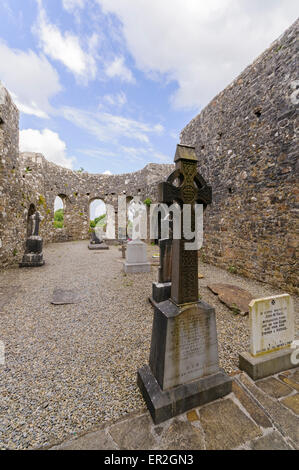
<box><xmin>143</xmin><ymin>197</ymin><xmax>152</xmax><ymax>207</ymax></box>
<box><xmin>54</xmin><ymin>208</ymin><xmax>64</xmax><ymax>229</ymax></box>
<box><xmin>90</xmin><ymin>213</ymin><xmax>106</xmax><ymax>229</ymax></box>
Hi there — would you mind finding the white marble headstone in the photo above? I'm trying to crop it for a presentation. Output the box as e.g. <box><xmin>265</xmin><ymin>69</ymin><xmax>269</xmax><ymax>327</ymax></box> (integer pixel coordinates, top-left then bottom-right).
<box><xmin>249</xmin><ymin>294</ymin><xmax>294</xmax><ymax>357</ymax></box>
<box><xmin>126</xmin><ymin>239</ymin><xmax>148</xmax><ymax>264</ymax></box>
<box><xmin>123</xmin><ymin>239</ymin><xmax>151</xmax><ymax>273</ymax></box>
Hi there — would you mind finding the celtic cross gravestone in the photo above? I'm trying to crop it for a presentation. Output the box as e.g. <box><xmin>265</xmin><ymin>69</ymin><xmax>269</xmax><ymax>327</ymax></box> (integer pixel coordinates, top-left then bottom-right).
<box><xmin>137</xmin><ymin>144</ymin><xmax>232</xmax><ymax>424</ymax></box>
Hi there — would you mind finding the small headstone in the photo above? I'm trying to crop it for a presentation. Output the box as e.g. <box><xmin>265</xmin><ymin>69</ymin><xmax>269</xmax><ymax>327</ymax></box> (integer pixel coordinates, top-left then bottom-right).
<box><xmin>19</xmin><ymin>211</ymin><xmax>45</xmax><ymax>268</ymax></box>
<box><xmin>249</xmin><ymin>294</ymin><xmax>294</xmax><ymax>356</ymax></box>
<box><xmin>239</xmin><ymin>294</ymin><xmax>296</xmax><ymax>380</ymax></box>
<box><xmin>123</xmin><ymin>239</ymin><xmax>151</xmax><ymax>273</ymax></box>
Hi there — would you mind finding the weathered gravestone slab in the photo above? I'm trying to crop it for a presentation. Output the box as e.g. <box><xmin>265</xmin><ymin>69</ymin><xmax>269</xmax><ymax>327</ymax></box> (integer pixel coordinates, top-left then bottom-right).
<box><xmin>0</xmin><ymin>286</ymin><xmax>22</xmax><ymax>312</ymax></box>
<box><xmin>137</xmin><ymin>144</ymin><xmax>232</xmax><ymax>424</ymax></box>
<box><xmin>123</xmin><ymin>239</ymin><xmax>151</xmax><ymax>273</ymax></box>
<box><xmin>208</xmin><ymin>283</ymin><xmax>253</xmax><ymax>315</ymax></box>
<box><xmin>239</xmin><ymin>294</ymin><xmax>296</xmax><ymax>380</ymax></box>
<box><xmin>51</xmin><ymin>288</ymin><xmax>82</xmax><ymax>305</ymax></box>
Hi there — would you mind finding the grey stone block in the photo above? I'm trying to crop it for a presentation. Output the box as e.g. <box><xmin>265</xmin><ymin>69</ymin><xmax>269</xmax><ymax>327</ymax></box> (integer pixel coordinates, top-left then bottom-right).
<box><xmin>239</xmin><ymin>348</ymin><xmax>297</xmax><ymax>381</ymax></box>
<box><xmin>137</xmin><ymin>365</ymin><xmax>232</xmax><ymax>424</ymax></box>
<box><xmin>26</xmin><ymin>236</ymin><xmax>43</xmax><ymax>254</ymax></box>
<box><xmin>19</xmin><ymin>252</ymin><xmax>45</xmax><ymax>268</ymax></box>
<box><xmin>88</xmin><ymin>243</ymin><xmax>109</xmax><ymax>250</ymax></box>
<box><xmin>151</xmin><ymin>282</ymin><xmax>171</xmax><ymax>303</ymax></box>
<box><xmin>123</xmin><ymin>261</ymin><xmax>151</xmax><ymax>273</ymax></box>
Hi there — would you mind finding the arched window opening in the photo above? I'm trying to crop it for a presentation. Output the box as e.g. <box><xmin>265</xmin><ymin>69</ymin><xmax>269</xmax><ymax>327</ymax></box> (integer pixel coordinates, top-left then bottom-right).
<box><xmin>54</xmin><ymin>195</ymin><xmax>65</xmax><ymax>229</ymax></box>
<box><xmin>89</xmin><ymin>199</ymin><xmax>107</xmax><ymax>239</ymax></box>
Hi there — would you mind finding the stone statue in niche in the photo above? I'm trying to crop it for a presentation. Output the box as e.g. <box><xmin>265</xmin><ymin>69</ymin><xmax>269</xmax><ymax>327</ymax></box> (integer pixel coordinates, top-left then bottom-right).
<box><xmin>30</xmin><ymin>211</ymin><xmax>43</xmax><ymax>236</ymax></box>
<box><xmin>20</xmin><ymin>209</ymin><xmax>45</xmax><ymax>267</ymax></box>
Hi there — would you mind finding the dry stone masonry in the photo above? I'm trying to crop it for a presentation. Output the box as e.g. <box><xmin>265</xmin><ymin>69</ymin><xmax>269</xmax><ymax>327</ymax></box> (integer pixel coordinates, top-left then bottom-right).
<box><xmin>0</xmin><ymin>83</ymin><xmax>173</xmax><ymax>268</ymax></box>
<box><xmin>180</xmin><ymin>19</ymin><xmax>298</xmax><ymax>294</ymax></box>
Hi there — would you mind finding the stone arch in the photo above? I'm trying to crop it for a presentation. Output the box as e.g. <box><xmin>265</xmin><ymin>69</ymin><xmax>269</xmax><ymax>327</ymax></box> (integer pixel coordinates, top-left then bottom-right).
<box><xmin>89</xmin><ymin>198</ymin><xmax>107</xmax><ymax>236</ymax></box>
<box><xmin>54</xmin><ymin>194</ymin><xmax>66</xmax><ymax>229</ymax></box>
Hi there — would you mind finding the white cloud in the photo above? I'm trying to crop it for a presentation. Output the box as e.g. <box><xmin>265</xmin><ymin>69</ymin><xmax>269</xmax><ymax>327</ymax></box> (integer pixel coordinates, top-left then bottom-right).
<box><xmin>79</xmin><ymin>145</ymin><xmax>170</xmax><ymax>165</ymax></box>
<box><xmin>90</xmin><ymin>199</ymin><xmax>106</xmax><ymax>219</ymax></box>
<box><xmin>54</xmin><ymin>196</ymin><xmax>64</xmax><ymax>211</ymax></box>
<box><xmin>105</xmin><ymin>56</ymin><xmax>135</xmax><ymax>83</ymax></box>
<box><xmin>35</xmin><ymin>1</ymin><xmax>98</xmax><ymax>83</ymax></box>
<box><xmin>152</xmin><ymin>151</ymin><xmax>172</xmax><ymax>163</ymax></box>
<box><xmin>102</xmin><ymin>91</ymin><xmax>127</xmax><ymax>107</ymax></box>
<box><xmin>170</xmin><ymin>131</ymin><xmax>179</xmax><ymax>140</ymax></box>
<box><xmin>103</xmin><ymin>170</ymin><xmax>112</xmax><ymax>175</ymax></box>
<box><xmin>19</xmin><ymin>129</ymin><xmax>75</xmax><ymax>169</ymax></box>
<box><xmin>97</xmin><ymin>0</ymin><xmax>299</xmax><ymax>109</ymax></box>
<box><xmin>61</xmin><ymin>106</ymin><xmax>164</xmax><ymax>144</ymax></box>
<box><xmin>120</xmin><ymin>146</ymin><xmax>171</xmax><ymax>163</ymax></box>
<box><xmin>0</xmin><ymin>41</ymin><xmax>61</xmax><ymax>118</ymax></box>
<box><xmin>62</xmin><ymin>0</ymin><xmax>84</xmax><ymax>13</ymax></box>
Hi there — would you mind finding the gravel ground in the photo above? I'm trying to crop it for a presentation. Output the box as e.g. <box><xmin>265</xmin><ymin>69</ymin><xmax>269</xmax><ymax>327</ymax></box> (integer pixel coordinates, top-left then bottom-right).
<box><xmin>0</xmin><ymin>240</ymin><xmax>297</xmax><ymax>449</ymax></box>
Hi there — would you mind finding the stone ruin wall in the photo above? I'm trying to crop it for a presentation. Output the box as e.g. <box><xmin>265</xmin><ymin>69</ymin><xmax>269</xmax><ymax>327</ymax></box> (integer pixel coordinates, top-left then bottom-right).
<box><xmin>180</xmin><ymin>19</ymin><xmax>298</xmax><ymax>294</ymax></box>
<box><xmin>0</xmin><ymin>19</ymin><xmax>298</xmax><ymax>294</ymax></box>
<box><xmin>0</xmin><ymin>84</ymin><xmax>21</xmax><ymax>268</ymax></box>
<box><xmin>0</xmin><ymin>83</ymin><xmax>174</xmax><ymax>268</ymax></box>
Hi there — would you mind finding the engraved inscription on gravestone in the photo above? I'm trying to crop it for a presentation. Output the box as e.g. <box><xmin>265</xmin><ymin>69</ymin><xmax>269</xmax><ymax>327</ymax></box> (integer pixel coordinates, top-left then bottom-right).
<box><xmin>163</xmin><ymin>305</ymin><xmax>219</xmax><ymax>389</ymax></box>
<box><xmin>250</xmin><ymin>294</ymin><xmax>294</xmax><ymax>356</ymax></box>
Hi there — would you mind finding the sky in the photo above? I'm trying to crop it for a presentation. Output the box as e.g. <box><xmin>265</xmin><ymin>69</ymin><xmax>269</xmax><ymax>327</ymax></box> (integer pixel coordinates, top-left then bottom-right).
<box><xmin>0</xmin><ymin>1</ymin><xmax>298</xmax><ymax>175</ymax></box>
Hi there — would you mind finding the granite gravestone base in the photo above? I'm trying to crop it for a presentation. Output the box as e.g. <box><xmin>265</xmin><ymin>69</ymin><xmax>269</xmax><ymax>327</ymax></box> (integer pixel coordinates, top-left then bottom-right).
<box><xmin>123</xmin><ymin>239</ymin><xmax>151</xmax><ymax>273</ymax></box>
<box><xmin>239</xmin><ymin>294</ymin><xmax>296</xmax><ymax>380</ymax></box>
<box><xmin>239</xmin><ymin>349</ymin><xmax>296</xmax><ymax>381</ymax></box>
<box><xmin>137</xmin><ymin>299</ymin><xmax>232</xmax><ymax>424</ymax></box>
<box><xmin>19</xmin><ymin>236</ymin><xmax>45</xmax><ymax>267</ymax></box>
<box><xmin>88</xmin><ymin>231</ymin><xmax>109</xmax><ymax>250</ymax></box>
<box><xmin>151</xmin><ymin>282</ymin><xmax>172</xmax><ymax>305</ymax></box>
<box><xmin>88</xmin><ymin>242</ymin><xmax>109</xmax><ymax>250</ymax></box>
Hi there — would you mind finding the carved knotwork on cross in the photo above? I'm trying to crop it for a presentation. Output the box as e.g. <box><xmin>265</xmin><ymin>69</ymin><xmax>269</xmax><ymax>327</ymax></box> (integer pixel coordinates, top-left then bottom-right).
<box><xmin>158</xmin><ymin>144</ymin><xmax>212</xmax><ymax>305</ymax></box>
